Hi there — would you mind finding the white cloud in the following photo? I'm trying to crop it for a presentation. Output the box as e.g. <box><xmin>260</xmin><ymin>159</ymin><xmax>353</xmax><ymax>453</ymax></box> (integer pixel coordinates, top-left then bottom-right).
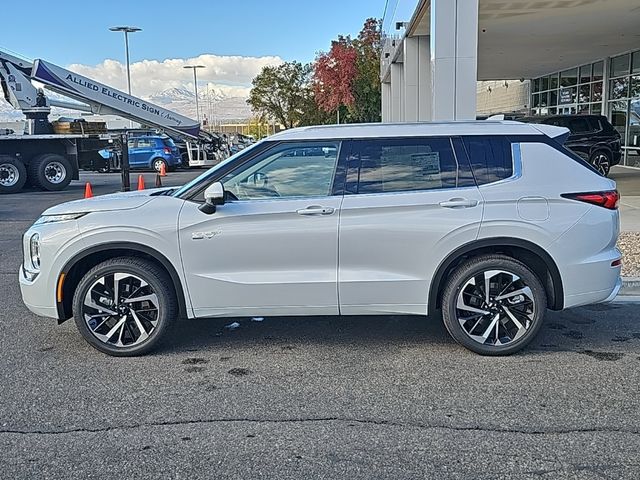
<box><xmin>67</xmin><ymin>53</ymin><xmax>283</xmax><ymax>99</ymax></box>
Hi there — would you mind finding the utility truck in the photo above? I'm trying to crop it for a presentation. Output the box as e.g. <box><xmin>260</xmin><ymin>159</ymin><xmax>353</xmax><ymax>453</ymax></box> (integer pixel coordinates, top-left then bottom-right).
<box><xmin>0</xmin><ymin>49</ymin><xmax>220</xmax><ymax>194</ymax></box>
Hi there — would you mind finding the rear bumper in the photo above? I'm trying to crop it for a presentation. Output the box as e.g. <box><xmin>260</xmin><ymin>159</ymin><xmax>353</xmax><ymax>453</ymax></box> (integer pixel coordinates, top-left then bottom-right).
<box><xmin>601</xmin><ymin>276</ymin><xmax>623</xmax><ymax>303</ymax></box>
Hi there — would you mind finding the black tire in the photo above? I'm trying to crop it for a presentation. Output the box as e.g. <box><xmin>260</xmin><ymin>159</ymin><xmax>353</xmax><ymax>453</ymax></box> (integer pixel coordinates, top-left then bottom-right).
<box><xmin>72</xmin><ymin>257</ymin><xmax>178</xmax><ymax>356</ymax></box>
<box><xmin>151</xmin><ymin>158</ymin><xmax>167</xmax><ymax>172</ymax></box>
<box><xmin>28</xmin><ymin>153</ymin><xmax>73</xmax><ymax>191</ymax></box>
<box><xmin>0</xmin><ymin>155</ymin><xmax>27</xmax><ymax>194</ymax></box>
<box><xmin>589</xmin><ymin>150</ymin><xmax>611</xmax><ymax>177</ymax></box>
<box><xmin>441</xmin><ymin>254</ymin><xmax>547</xmax><ymax>356</ymax></box>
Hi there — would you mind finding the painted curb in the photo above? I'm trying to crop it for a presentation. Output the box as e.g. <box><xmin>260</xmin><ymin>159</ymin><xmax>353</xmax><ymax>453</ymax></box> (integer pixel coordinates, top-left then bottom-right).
<box><xmin>620</xmin><ymin>277</ymin><xmax>640</xmax><ymax>296</ymax></box>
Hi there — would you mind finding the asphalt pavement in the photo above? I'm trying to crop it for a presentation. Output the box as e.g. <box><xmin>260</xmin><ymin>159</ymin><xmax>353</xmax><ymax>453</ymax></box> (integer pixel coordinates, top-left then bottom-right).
<box><xmin>1</xmin><ymin>170</ymin><xmax>640</xmax><ymax>479</ymax></box>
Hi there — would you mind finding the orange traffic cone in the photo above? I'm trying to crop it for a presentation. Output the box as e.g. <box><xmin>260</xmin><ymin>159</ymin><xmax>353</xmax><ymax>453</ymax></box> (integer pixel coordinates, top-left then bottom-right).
<box><xmin>155</xmin><ymin>173</ymin><xmax>162</xmax><ymax>188</ymax></box>
<box><xmin>84</xmin><ymin>182</ymin><xmax>93</xmax><ymax>198</ymax></box>
<box><xmin>137</xmin><ymin>174</ymin><xmax>145</xmax><ymax>191</ymax></box>
<box><xmin>159</xmin><ymin>162</ymin><xmax>167</xmax><ymax>177</ymax></box>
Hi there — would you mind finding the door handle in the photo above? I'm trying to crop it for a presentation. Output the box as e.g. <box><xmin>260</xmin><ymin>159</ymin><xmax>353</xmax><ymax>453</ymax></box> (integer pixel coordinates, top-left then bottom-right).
<box><xmin>296</xmin><ymin>205</ymin><xmax>335</xmax><ymax>216</ymax></box>
<box><xmin>439</xmin><ymin>198</ymin><xmax>478</xmax><ymax>209</ymax></box>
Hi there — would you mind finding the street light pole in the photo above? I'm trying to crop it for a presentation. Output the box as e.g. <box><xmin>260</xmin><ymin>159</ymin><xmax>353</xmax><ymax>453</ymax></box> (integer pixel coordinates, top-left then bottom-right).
<box><xmin>109</xmin><ymin>26</ymin><xmax>141</xmax><ymax>96</ymax></box>
<box><xmin>184</xmin><ymin>65</ymin><xmax>206</xmax><ymax>123</ymax></box>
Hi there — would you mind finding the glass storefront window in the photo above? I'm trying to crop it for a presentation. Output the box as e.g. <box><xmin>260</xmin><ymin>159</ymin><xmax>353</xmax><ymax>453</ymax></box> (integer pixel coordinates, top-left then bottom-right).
<box><xmin>592</xmin><ymin>82</ymin><xmax>603</xmax><ymax>102</ymax></box>
<box><xmin>579</xmin><ymin>65</ymin><xmax>591</xmax><ymax>83</ymax></box>
<box><xmin>532</xmin><ymin>93</ymin><xmax>540</xmax><ymax>107</ymax></box>
<box><xmin>550</xmin><ymin>73</ymin><xmax>559</xmax><ymax>90</ymax></box>
<box><xmin>633</xmin><ymin>51</ymin><xmax>640</xmax><ymax>74</ymax></box>
<box><xmin>611</xmin><ymin>54</ymin><xmax>630</xmax><ymax>78</ymax></box>
<box><xmin>611</xmin><ymin>78</ymin><xmax>630</xmax><ymax>99</ymax></box>
<box><xmin>578</xmin><ymin>104</ymin><xmax>589</xmax><ymax>114</ymax></box>
<box><xmin>550</xmin><ymin>90</ymin><xmax>558</xmax><ymax>106</ymax></box>
<box><xmin>593</xmin><ymin>61</ymin><xmax>604</xmax><ymax>81</ymax></box>
<box><xmin>579</xmin><ymin>84</ymin><xmax>590</xmax><ymax>103</ymax></box>
<box><xmin>532</xmin><ymin>78</ymin><xmax>540</xmax><ymax>93</ymax></box>
<box><xmin>541</xmin><ymin>76</ymin><xmax>549</xmax><ymax>91</ymax></box>
<box><xmin>631</xmin><ymin>75</ymin><xmax>640</xmax><ymax>98</ymax></box>
<box><xmin>540</xmin><ymin>92</ymin><xmax>548</xmax><ymax>107</ymax></box>
<box><xmin>560</xmin><ymin>68</ymin><xmax>578</xmax><ymax>87</ymax></box>
<box><xmin>592</xmin><ymin>103</ymin><xmax>602</xmax><ymax>115</ymax></box>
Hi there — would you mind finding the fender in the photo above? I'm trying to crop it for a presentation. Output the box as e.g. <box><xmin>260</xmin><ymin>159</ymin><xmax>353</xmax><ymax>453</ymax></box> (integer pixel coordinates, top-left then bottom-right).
<box><xmin>427</xmin><ymin>237</ymin><xmax>564</xmax><ymax>316</ymax></box>
<box><xmin>56</xmin><ymin>241</ymin><xmax>189</xmax><ymax>321</ymax></box>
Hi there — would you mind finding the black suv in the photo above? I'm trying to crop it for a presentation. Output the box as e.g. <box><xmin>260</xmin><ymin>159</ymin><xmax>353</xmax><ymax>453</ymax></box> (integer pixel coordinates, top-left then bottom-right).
<box><xmin>520</xmin><ymin>115</ymin><xmax>621</xmax><ymax>176</ymax></box>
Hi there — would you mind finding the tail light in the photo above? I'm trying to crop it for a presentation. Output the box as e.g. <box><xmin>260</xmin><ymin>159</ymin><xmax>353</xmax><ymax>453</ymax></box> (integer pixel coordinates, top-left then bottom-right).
<box><xmin>163</xmin><ymin>147</ymin><xmax>171</xmax><ymax>154</ymax></box>
<box><xmin>561</xmin><ymin>190</ymin><xmax>619</xmax><ymax>210</ymax></box>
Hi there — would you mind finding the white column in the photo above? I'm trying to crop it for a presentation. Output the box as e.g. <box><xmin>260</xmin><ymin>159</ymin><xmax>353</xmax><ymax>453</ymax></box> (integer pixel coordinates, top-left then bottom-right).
<box><xmin>390</xmin><ymin>62</ymin><xmax>403</xmax><ymax>122</ymax></box>
<box><xmin>382</xmin><ymin>81</ymin><xmax>391</xmax><ymax>122</ymax></box>
<box><xmin>404</xmin><ymin>37</ymin><xmax>419</xmax><ymax>122</ymax></box>
<box><xmin>430</xmin><ymin>0</ymin><xmax>479</xmax><ymax>121</ymax></box>
<box><xmin>418</xmin><ymin>35</ymin><xmax>431</xmax><ymax>121</ymax></box>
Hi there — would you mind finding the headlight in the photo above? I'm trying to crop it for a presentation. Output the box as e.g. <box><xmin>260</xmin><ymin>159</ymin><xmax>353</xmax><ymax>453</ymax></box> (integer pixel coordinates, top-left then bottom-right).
<box><xmin>34</xmin><ymin>213</ymin><xmax>87</xmax><ymax>225</ymax></box>
<box><xmin>29</xmin><ymin>233</ymin><xmax>40</xmax><ymax>271</ymax></box>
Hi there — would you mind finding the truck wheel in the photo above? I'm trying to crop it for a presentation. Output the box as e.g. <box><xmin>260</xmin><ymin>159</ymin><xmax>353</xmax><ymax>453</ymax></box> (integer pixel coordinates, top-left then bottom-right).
<box><xmin>28</xmin><ymin>154</ymin><xmax>73</xmax><ymax>191</ymax></box>
<box><xmin>0</xmin><ymin>155</ymin><xmax>27</xmax><ymax>194</ymax></box>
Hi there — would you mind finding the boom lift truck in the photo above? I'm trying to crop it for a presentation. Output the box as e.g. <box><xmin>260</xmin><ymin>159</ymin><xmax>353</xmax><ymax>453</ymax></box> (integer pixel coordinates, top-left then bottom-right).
<box><xmin>0</xmin><ymin>49</ymin><xmax>220</xmax><ymax>194</ymax></box>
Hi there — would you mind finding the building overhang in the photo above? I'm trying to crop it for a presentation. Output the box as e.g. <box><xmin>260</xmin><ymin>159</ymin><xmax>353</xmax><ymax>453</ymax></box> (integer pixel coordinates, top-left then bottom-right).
<box><xmin>405</xmin><ymin>0</ymin><xmax>640</xmax><ymax>80</ymax></box>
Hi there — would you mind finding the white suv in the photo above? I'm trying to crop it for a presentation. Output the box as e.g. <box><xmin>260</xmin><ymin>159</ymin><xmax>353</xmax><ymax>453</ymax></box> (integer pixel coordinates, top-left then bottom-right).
<box><xmin>19</xmin><ymin>122</ymin><xmax>622</xmax><ymax>356</ymax></box>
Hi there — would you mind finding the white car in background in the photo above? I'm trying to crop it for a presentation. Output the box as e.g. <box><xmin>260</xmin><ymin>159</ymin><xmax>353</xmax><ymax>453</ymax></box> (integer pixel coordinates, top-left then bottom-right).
<box><xmin>19</xmin><ymin>122</ymin><xmax>622</xmax><ymax>356</ymax></box>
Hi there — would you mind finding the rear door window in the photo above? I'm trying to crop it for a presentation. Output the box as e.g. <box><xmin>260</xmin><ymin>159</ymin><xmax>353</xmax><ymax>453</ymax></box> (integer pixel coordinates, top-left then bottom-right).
<box><xmin>461</xmin><ymin>136</ymin><xmax>513</xmax><ymax>185</ymax></box>
<box><xmin>567</xmin><ymin>117</ymin><xmax>592</xmax><ymax>134</ymax></box>
<box><xmin>346</xmin><ymin>137</ymin><xmax>459</xmax><ymax>194</ymax></box>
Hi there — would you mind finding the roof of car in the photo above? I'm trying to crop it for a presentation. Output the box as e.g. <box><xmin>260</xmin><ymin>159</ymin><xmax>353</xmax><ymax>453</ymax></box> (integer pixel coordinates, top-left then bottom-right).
<box><xmin>269</xmin><ymin>121</ymin><xmax>547</xmax><ymax>141</ymax></box>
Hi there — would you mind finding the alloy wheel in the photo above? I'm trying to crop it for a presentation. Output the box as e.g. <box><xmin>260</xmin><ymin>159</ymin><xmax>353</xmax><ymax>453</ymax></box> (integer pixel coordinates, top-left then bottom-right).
<box><xmin>456</xmin><ymin>269</ymin><xmax>535</xmax><ymax>346</ymax></box>
<box><xmin>592</xmin><ymin>153</ymin><xmax>610</xmax><ymax>176</ymax></box>
<box><xmin>82</xmin><ymin>272</ymin><xmax>160</xmax><ymax>348</ymax></box>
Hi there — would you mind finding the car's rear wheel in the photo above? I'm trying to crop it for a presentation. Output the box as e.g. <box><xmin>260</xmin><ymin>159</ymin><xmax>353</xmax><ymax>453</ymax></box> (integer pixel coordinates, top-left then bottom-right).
<box><xmin>72</xmin><ymin>257</ymin><xmax>177</xmax><ymax>356</ymax></box>
<box><xmin>0</xmin><ymin>155</ymin><xmax>27</xmax><ymax>194</ymax></box>
<box><xmin>589</xmin><ymin>150</ymin><xmax>611</xmax><ymax>177</ymax></box>
<box><xmin>152</xmin><ymin>158</ymin><xmax>167</xmax><ymax>172</ymax></box>
<box><xmin>441</xmin><ymin>255</ymin><xmax>547</xmax><ymax>356</ymax></box>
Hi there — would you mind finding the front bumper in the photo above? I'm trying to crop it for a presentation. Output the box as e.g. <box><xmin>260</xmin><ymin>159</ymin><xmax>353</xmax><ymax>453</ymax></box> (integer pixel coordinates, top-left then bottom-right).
<box><xmin>19</xmin><ymin>265</ymin><xmax>59</xmax><ymax>320</ymax></box>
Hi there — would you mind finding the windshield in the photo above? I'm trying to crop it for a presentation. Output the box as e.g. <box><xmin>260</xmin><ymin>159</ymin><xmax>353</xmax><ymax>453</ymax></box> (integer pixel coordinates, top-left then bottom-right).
<box><xmin>171</xmin><ymin>140</ymin><xmax>265</xmax><ymax>198</ymax></box>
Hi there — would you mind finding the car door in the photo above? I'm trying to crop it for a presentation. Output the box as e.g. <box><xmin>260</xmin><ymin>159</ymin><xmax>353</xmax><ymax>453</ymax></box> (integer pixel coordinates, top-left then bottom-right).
<box><xmin>338</xmin><ymin>136</ymin><xmax>483</xmax><ymax>315</ymax></box>
<box><xmin>178</xmin><ymin>141</ymin><xmax>344</xmax><ymax>318</ymax></box>
<box><xmin>126</xmin><ymin>139</ymin><xmax>141</xmax><ymax>167</ymax></box>
<box><xmin>132</xmin><ymin>138</ymin><xmax>155</xmax><ymax>167</ymax></box>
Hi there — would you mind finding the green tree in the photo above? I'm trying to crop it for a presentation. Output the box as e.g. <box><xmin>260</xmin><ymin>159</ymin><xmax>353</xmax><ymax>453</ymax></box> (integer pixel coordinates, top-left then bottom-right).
<box><xmin>247</xmin><ymin>61</ymin><xmax>316</xmax><ymax>129</ymax></box>
<box><xmin>349</xmin><ymin>18</ymin><xmax>382</xmax><ymax>123</ymax></box>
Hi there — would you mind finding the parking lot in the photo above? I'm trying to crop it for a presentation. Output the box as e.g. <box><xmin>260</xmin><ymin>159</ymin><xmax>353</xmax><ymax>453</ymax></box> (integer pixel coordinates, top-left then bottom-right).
<box><xmin>1</xmin><ymin>171</ymin><xmax>640</xmax><ymax>479</ymax></box>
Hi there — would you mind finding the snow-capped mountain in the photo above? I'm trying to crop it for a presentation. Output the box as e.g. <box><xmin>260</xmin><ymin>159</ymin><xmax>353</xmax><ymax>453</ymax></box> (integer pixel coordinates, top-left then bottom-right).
<box><xmin>0</xmin><ymin>86</ymin><xmax>253</xmax><ymax>123</ymax></box>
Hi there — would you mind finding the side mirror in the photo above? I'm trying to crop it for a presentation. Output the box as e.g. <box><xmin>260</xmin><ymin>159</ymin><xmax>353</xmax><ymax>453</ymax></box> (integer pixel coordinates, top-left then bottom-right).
<box><xmin>199</xmin><ymin>181</ymin><xmax>225</xmax><ymax>214</ymax></box>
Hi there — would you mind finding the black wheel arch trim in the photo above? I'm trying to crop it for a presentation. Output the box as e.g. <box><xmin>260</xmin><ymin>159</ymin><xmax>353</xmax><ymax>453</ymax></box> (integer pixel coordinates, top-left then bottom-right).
<box><xmin>428</xmin><ymin>237</ymin><xmax>564</xmax><ymax>316</ymax></box>
<box><xmin>56</xmin><ymin>242</ymin><xmax>188</xmax><ymax>322</ymax></box>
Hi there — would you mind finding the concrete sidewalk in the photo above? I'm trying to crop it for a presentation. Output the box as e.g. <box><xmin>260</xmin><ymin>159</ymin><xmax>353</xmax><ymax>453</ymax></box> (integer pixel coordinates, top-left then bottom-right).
<box><xmin>620</xmin><ymin>195</ymin><xmax>640</xmax><ymax>232</ymax></box>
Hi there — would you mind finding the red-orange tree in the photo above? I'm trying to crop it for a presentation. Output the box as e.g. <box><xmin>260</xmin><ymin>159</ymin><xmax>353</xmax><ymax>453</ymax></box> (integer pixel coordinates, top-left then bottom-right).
<box><xmin>313</xmin><ymin>37</ymin><xmax>358</xmax><ymax>119</ymax></box>
<box><xmin>313</xmin><ymin>18</ymin><xmax>382</xmax><ymax>123</ymax></box>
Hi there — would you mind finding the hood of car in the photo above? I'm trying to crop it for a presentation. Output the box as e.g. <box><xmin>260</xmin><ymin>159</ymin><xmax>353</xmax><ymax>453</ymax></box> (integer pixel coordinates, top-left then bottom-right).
<box><xmin>42</xmin><ymin>188</ymin><xmax>172</xmax><ymax>216</ymax></box>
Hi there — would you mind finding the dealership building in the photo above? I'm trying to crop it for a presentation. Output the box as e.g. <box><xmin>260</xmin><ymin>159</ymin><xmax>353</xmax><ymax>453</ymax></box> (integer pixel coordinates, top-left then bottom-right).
<box><xmin>380</xmin><ymin>0</ymin><xmax>640</xmax><ymax>167</ymax></box>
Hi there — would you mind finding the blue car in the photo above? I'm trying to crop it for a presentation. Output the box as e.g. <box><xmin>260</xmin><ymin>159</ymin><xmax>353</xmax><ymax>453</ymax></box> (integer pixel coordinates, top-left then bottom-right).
<box><xmin>99</xmin><ymin>135</ymin><xmax>181</xmax><ymax>172</ymax></box>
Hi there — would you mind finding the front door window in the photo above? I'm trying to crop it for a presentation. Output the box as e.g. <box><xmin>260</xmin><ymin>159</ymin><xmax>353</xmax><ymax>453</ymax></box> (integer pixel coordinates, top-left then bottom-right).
<box><xmin>220</xmin><ymin>142</ymin><xmax>340</xmax><ymax>200</ymax></box>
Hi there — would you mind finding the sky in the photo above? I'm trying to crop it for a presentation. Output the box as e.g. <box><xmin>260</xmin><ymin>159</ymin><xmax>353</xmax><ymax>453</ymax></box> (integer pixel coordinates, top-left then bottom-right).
<box><xmin>1</xmin><ymin>0</ymin><xmax>387</xmax><ymax>99</ymax></box>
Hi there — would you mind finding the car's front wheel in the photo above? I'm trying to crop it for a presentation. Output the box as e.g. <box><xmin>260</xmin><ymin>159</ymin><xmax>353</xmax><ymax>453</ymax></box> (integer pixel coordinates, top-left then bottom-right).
<box><xmin>72</xmin><ymin>257</ymin><xmax>178</xmax><ymax>356</ymax></box>
<box><xmin>441</xmin><ymin>255</ymin><xmax>547</xmax><ymax>356</ymax></box>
